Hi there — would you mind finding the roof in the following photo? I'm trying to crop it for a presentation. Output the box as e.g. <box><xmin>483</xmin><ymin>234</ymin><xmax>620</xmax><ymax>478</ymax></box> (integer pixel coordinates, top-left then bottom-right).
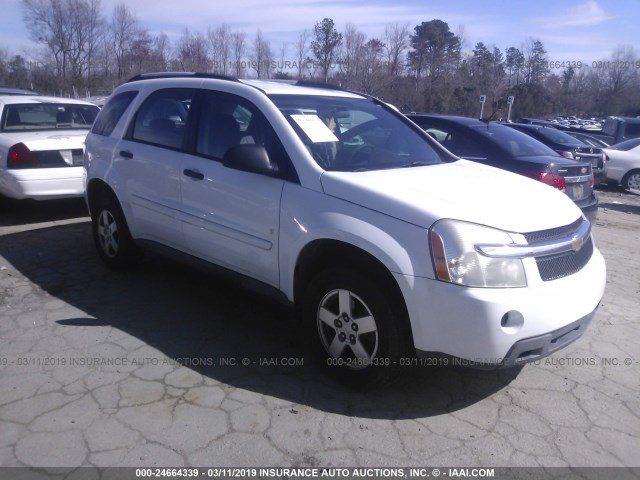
<box><xmin>240</xmin><ymin>79</ymin><xmax>364</xmax><ymax>98</ymax></box>
<box><xmin>124</xmin><ymin>72</ymin><xmax>364</xmax><ymax>99</ymax></box>
<box><xmin>0</xmin><ymin>95</ymin><xmax>98</xmax><ymax>106</ymax></box>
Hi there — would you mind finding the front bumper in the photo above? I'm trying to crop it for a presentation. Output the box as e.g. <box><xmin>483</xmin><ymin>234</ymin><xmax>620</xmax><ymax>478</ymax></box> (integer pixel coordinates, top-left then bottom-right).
<box><xmin>0</xmin><ymin>167</ymin><xmax>85</xmax><ymax>200</ymax></box>
<box><xmin>394</xmin><ymin>243</ymin><xmax>606</xmax><ymax>365</ymax></box>
<box><xmin>500</xmin><ymin>308</ymin><xmax>595</xmax><ymax>366</ymax></box>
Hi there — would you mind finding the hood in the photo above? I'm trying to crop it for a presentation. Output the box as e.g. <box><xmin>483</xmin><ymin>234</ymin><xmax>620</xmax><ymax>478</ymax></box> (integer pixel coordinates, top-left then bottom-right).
<box><xmin>1</xmin><ymin>130</ymin><xmax>89</xmax><ymax>151</ymax></box>
<box><xmin>321</xmin><ymin>160</ymin><xmax>582</xmax><ymax>233</ymax></box>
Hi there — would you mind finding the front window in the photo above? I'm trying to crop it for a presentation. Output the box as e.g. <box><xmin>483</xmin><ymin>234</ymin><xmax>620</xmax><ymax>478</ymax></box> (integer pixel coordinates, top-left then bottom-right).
<box><xmin>2</xmin><ymin>103</ymin><xmax>100</xmax><ymax>131</ymax></box>
<box><xmin>270</xmin><ymin>95</ymin><xmax>444</xmax><ymax>171</ymax></box>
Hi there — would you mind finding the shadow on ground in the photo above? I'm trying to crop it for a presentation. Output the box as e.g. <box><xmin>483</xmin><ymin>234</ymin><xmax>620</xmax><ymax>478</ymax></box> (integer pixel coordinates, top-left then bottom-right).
<box><xmin>0</xmin><ymin>215</ymin><xmax>521</xmax><ymax>420</ymax></box>
<box><xmin>0</xmin><ymin>197</ymin><xmax>88</xmax><ymax>227</ymax></box>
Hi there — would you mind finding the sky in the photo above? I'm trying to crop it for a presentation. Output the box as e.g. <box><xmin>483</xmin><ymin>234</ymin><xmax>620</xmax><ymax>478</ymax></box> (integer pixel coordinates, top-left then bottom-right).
<box><xmin>2</xmin><ymin>0</ymin><xmax>639</xmax><ymax>64</ymax></box>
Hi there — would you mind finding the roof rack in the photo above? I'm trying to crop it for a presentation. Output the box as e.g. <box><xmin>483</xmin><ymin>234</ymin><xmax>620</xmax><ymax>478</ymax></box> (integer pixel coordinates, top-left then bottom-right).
<box><xmin>295</xmin><ymin>80</ymin><xmax>347</xmax><ymax>92</ymax></box>
<box><xmin>126</xmin><ymin>72</ymin><xmax>239</xmax><ymax>83</ymax></box>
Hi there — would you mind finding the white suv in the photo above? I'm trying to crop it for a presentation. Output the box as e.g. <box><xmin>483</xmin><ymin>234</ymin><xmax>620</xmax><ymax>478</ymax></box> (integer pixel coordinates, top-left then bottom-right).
<box><xmin>84</xmin><ymin>73</ymin><xmax>606</xmax><ymax>385</ymax></box>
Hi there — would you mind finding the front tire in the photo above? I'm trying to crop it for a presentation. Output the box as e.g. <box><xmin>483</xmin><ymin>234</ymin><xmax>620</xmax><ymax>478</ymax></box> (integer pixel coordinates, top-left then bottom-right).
<box><xmin>622</xmin><ymin>169</ymin><xmax>640</xmax><ymax>192</ymax></box>
<box><xmin>91</xmin><ymin>195</ymin><xmax>138</xmax><ymax>270</ymax></box>
<box><xmin>302</xmin><ymin>268</ymin><xmax>411</xmax><ymax>387</ymax></box>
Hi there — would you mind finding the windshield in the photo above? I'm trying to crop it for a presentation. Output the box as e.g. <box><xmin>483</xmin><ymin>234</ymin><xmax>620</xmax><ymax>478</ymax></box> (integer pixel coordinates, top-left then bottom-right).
<box><xmin>269</xmin><ymin>94</ymin><xmax>444</xmax><ymax>171</ymax></box>
<box><xmin>2</xmin><ymin>103</ymin><xmax>100</xmax><ymax>132</ymax></box>
<box><xmin>473</xmin><ymin>125</ymin><xmax>558</xmax><ymax>157</ymax></box>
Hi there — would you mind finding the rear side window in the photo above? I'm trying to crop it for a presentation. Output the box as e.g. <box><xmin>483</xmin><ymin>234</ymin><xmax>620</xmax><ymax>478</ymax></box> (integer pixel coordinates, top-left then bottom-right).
<box><xmin>473</xmin><ymin>125</ymin><xmax>557</xmax><ymax>157</ymax></box>
<box><xmin>91</xmin><ymin>91</ymin><xmax>137</xmax><ymax>136</ymax></box>
<box><xmin>130</xmin><ymin>89</ymin><xmax>195</xmax><ymax>150</ymax></box>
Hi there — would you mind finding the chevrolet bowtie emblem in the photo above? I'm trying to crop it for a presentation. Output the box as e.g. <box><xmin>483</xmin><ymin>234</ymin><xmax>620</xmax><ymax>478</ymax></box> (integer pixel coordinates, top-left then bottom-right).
<box><xmin>571</xmin><ymin>235</ymin><xmax>584</xmax><ymax>252</ymax></box>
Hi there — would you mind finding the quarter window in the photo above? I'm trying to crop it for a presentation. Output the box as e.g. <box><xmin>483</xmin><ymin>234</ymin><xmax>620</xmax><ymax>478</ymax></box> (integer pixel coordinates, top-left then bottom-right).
<box><xmin>91</xmin><ymin>91</ymin><xmax>137</xmax><ymax>136</ymax></box>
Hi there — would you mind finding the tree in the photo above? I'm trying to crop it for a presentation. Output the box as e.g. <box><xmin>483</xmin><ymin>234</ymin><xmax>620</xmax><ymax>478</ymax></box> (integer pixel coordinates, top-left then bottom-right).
<box><xmin>252</xmin><ymin>30</ymin><xmax>272</xmax><ymax>79</ymax></box>
<box><xmin>361</xmin><ymin>38</ymin><xmax>385</xmax><ymax>94</ymax></box>
<box><xmin>384</xmin><ymin>23</ymin><xmax>409</xmax><ymax>76</ymax></box>
<box><xmin>21</xmin><ymin>0</ymin><xmax>104</xmax><ymax>84</ymax></box>
<box><xmin>523</xmin><ymin>38</ymin><xmax>549</xmax><ymax>85</ymax></box>
<box><xmin>407</xmin><ymin>20</ymin><xmax>461</xmax><ymax>111</ymax></box>
<box><xmin>295</xmin><ymin>29</ymin><xmax>310</xmax><ymax>79</ymax></box>
<box><xmin>231</xmin><ymin>31</ymin><xmax>246</xmax><ymax>78</ymax></box>
<box><xmin>208</xmin><ymin>24</ymin><xmax>230</xmax><ymax>75</ymax></box>
<box><xmin>505</xmin><ymin>46</ymin><xmax>524</xmax><ymax>87</ymax></box>
<box><xmin>111</xmin><ymin>4</ymin><xmax>139</xmax><ymax>79</ymax></box>
<box><xmin>8</xmin><ymin>55</ymin><xmax>30</xmax><ymax>88</ymax></box>
<box><xmin>151</xmin><ymin>33</ymin><xmax>172</xmax><ymax>72</ymax></box>
<box><xmin>176</xmin><ymin>28</ymin><xmax>209</xmax><ymax>72</ymax></box>
<box><xmin>311</xmin><ymin>18</ymin><xmax>342</xmax><ymax>82</ymax></box>
<box><xmin>408</xmin><ymin>20</ymin><xmax>460</xmax><ymax>79</ymax></box>
<box><xmin>340</xmin><ymin>23</ymin><xmax>365</xmax><ymax>88</ymax></box>
<box><xmin>85</xmin><ymin>0</ymin><xmax>104</xmax><ymax>79</ymax></box>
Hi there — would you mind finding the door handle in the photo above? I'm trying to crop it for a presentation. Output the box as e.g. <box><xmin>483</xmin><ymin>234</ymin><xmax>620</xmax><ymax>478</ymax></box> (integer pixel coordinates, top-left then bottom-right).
<box><xmin>119</xmin><ymin>150</ymin><xmax>133</xmax><ymax>159</ymax></box>
<box><xmin>183</xmin><ymin>169</ymin><xmax>204</xmax><ymax>180</ymax></box>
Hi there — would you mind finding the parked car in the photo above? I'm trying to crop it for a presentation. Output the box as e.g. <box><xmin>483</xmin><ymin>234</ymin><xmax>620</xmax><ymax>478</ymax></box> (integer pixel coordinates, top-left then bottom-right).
<box><xmin>0</xmin><ymin>95</ymin><xmax>100</xmax><ymax>201</ymax></box>
<box><xmin>506</xmin><ymin>123</ymin><xmax>606</xmax><ymax>184</ymax></box>
<box><xmin>602</xmin><ymin>138</ymin><xmax>640</xmax><ymax>191</ymax></box>
<box><xmin>84</xmin><ymin>74</ymin><xmax>605</xmax><ymax>385</ymax></box>
<box><xmin>0</xmin><ymin>87</ymin><xmax>39</xmax><ymax>95</ymax></box>
<box><xmin>564</xmin><ymin>131</ymin><xmax>610</xmax><ymax>149</ymax></box>
<box><xmin>407</xmin><ymin>114</ymin><xmax>598</xmax><ymax>221</ymax></box>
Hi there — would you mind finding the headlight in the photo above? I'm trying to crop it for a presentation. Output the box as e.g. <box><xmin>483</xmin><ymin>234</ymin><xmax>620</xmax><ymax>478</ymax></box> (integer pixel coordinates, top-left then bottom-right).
<box><xmin>430</xmin><ymin>219</ymin><xmax>527</xmax><ymax>288</ymax></box>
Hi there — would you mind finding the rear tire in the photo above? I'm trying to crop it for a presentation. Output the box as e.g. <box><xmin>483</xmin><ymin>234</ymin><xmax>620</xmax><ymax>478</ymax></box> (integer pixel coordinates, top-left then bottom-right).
<box><xmin>302</xmin><ymin>267</ymin><xmax>412</xmax><ymax>387</ymax></box>
<box><xmin>91</xmin><ymin>195</ymin><xmax>139</xmax><ymax>270</ymax></box>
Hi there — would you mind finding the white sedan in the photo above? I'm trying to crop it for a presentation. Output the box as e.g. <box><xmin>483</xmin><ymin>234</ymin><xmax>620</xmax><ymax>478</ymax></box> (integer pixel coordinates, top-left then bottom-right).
<box><xmin>603</xmin><ymin>138</ymin><xmax>640</xmax><ymax>192</ymax></box>
<box><xmin>0</xmin><ymin>95</ymin><xmax>100</xmax><ymax>201</ymax></box>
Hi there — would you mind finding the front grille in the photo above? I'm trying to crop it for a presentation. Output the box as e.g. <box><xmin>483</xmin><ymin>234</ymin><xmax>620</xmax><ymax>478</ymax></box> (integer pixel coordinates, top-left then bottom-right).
<box><xmin>523</xmin><ymin>218</ymin><xmax>594</xmax><ymax>281</ymax></box>
<box><xmin>523</xmin><ymin>217</ymin><xmax>583</xmax><ymax>243</ymax></box>
<box><xmin>535</xmin><ymin>237</ymin><xmax>593</xmax><ymax>281</ymax></box>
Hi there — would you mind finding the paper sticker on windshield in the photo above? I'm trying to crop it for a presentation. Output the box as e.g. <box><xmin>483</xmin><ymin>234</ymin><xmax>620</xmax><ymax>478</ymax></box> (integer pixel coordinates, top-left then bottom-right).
<box><xmin>290</xmin><ymin>114</ymin><xmax>339</xmax><ymax>143</ymax></box>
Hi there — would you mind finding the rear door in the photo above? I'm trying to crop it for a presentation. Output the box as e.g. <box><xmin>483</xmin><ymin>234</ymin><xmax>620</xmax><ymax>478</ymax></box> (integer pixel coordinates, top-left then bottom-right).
<box><xmin>114</xmin><ymin>88</ymin><xmax>196</xmax><ymax>248</ymax></box>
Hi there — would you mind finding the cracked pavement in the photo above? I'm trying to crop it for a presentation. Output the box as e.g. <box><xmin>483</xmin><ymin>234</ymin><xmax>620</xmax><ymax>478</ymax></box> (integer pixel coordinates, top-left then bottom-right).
<box><xmin>0</xmin><ymin>187</ymin><xmax>638</xmax><ymax>468</ymax></box>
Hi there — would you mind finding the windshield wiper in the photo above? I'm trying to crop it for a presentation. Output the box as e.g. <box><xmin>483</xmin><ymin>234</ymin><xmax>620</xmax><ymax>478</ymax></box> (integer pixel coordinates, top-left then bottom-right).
<box><xmin>397</xmin><ymin>161</ymin><xmax>433</xmax><ymax>168</ymax></box>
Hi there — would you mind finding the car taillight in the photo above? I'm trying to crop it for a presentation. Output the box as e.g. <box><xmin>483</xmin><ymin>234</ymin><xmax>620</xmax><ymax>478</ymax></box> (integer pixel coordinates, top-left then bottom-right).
<box><xmin>559</xmin><ymin>150</ymin><xmax>574</xmax><ymax>159</ymax></box>
<box><xmin>540</xmin><ymin>172</ymin><xmax>566</xmax><ymax>191</ymax></box>
<box><xmin>525</xmin><ymin>171</ymin><xmax>566</xmax><ymax>191</ymax></box>
<box><xmin>7</xmin><ymin>143</ymin><xmax>33</xmax><ymax>168</ymax></box>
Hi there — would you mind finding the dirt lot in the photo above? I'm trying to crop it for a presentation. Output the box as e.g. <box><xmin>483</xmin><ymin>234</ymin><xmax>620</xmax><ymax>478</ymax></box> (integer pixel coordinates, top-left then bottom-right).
<box><xmin>0</xmin><ymin>186</ymin><xmax>638</xmax><ymax>468</ymax></box>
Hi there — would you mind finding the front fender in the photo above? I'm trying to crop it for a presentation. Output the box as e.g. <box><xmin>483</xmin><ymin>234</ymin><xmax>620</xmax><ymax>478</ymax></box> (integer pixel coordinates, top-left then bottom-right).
<box><xmin>279</xmin><ymin>183</ymin><xmax>433</xmax><ymax>301</ymax></box>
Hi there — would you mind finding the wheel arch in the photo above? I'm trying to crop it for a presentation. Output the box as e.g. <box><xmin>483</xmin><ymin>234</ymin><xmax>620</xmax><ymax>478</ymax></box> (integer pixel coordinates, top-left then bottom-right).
<box><xmin>622</xmin><ymin>168</ymin><xmax>640</xmax><ymax>190</ymax></box>
<box><xmin>293</xmin><ymin>239</ymin><xmax>414</xmax><ymax>348</ymax></box>
<box><xmin>86</xmin><ymin>178</ymin><xmax>119</xmax><ymax>217</ymax></box>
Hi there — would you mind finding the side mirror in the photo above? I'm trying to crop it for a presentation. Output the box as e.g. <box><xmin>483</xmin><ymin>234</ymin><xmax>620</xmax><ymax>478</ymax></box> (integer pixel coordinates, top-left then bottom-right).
<box><xmin>222</xmin><ymin>145</ymin><xmax>279</xmax><ymax>176</ymax></box>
